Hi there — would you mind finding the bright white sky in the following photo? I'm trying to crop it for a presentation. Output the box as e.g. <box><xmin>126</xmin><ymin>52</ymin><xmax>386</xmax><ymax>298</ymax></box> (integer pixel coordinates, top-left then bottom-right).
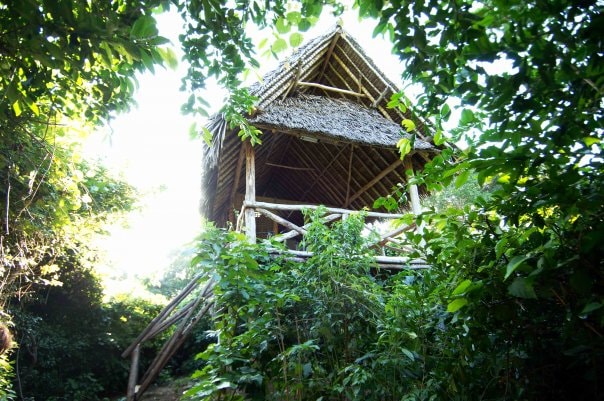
<box><xmin>86</xmin><ymin>7</ymin><xmax>410</xmax><ymax>296</ymax></box>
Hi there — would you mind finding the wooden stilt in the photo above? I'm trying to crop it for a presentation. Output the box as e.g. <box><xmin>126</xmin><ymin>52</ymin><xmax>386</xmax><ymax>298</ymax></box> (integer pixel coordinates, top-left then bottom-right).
<box><xmin>244</xmin><ymin>142</ymin><xmax>256</xmax><ymax>243</ymax></box>
<box><xmin>126</xmin><ymin>345</ymin><xmax>140</xmax><ymax>401</ymax></box>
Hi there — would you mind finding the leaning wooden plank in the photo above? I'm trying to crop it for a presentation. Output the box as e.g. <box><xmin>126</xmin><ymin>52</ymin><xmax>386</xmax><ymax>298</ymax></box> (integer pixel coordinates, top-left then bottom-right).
<box><xmin>126</xmin><ymin>344</ymin><xmax>140</xmax><ymax>401</ymax></box>
<box><xmin>136</xmin><ymin>294</ymin><xmax>208</xmax><ymax>398</ymax></box>
<box><xmin>140</xmin><ymin>300</ymin><xmax>197</xmax><ymax>343</ymax></box>
<box><xmin>122</xmin><ymin>273</ymin><xmax>204</xmax><ymax>358</ymax></box>
<box><xmin>245</xmin><ymin>201</ymin><xmax>404</xmax><ymax>219</ymax></box>
<box><xmin>256</xmin><ymin>208</ymin><xmax>307</xmax><ymax>235</ymax></box>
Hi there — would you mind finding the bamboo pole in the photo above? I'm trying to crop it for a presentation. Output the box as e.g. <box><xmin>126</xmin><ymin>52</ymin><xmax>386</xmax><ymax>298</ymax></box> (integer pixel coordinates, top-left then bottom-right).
<box><xmin>244</xmin><ymin>201</ymin><xmax>404</xmax><ymax>219</ymax></box>
<box><xmin>122</xmin><ymin>273</ymin><xmax>203</xmax><ymax>358</ymax></box>
<box><xmin>126</xmin><ymin>344</ymin><xmax>140</xmax><ymax>401</ymax></box>
<box><xmin>403</xmin><ymin>158</ymin><xmax>422</xmax><ymax>216</ymax></box>
<box><xmin>244</xmin><ymin>142</ymin><xmax>256</xmax><ymax>243</ymax></box>
<box><xmin>137</xmin><ymin>294</ymin><xmax>208</xmax><ymax>397</ymax></box>
<box><xmin>275</xmin><ymin>213</ymin><xmax>342</xmax><ymax>241</ymax></box>
<box><xmin>256</xmin><ymin>208</ymin><xmax>307</xmax><ymax>235</ymax></box>
<box><xmin>296</xmin><ymin>81</ymin><xmax>367</xmax><ymax>98</ymax></box>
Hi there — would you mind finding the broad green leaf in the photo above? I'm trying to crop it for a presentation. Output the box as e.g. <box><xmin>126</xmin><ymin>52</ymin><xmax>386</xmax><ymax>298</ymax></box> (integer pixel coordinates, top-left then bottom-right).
<box><xmin>455</xmin><ymin>169</ymin><xmax>471</xmax><ymax>188</ymax></box>
<box><xmin>401</xmin><ymin>348</ymin><xmax>414</xmax><ymax>360</ymax></box>
<box><xmin>157</xmin><ymin>47</ymin><xmax>178</xmax><ymax>69</ymax></box>
<box><xmin>275</xmin><ymin>17</ymin><xmax>290</xmax><ymax>34</ymax></box>
<box><xmin>452</xmin><ymin>280</ymin><xmax>472</xmax><ymax>296</ymax></box>
<box><xmin>289</xmin><ymin>32</ymin><xmax>304</xmax><ymax>47</ymax></box>
<box><xmin>397</xmin><ymin>138</ymin><xmax>411</xmax><ymax>159</ymax></box>
<box><xmin>440</xmin><ymin>103</ymin><xmax>451</xmax><ymax>120</ymax></box>
<box><xmin>12</xmin><ymin>100</ymin><xmax>22</xmax><ymax>116</ymax></box>
<box><xmin>271</xmin><ymin>38</ymin><xmax>287</xmax><ymax>53</ymax></box>
<box><xmin>434</xmin><ymin>129</ymin><xmax>445</xmax><ymax>145</ymax></box>
<box><xmin>401</xmin><ymin>119</ymin><xmax>416</xmax><ymax>132</ymax></box>
<box><xmin>505</xmin><ymin>255</ymin><xmax>529</xmax><ymax>280</ymax></box>
<box><xmin>508</xmin><ymin>277</ymin><xmax>537</xmax><ymax>299</ymax></box>
<box><xmin>298</xmin><ymin>18</ymin><xmax>311</xmax><ymax>32</ymax></box>
<box><xmin>447</xmin><ymin>298</ymin><xmax>468</xmax><ymax>313</ymax></box>
<box><xmin>130</xmin><ymin>15</ymin><xmax>158</xmax><ymax>39</ymax></box>
<box><xmin>580</xmin><ymin>302</ymin><xmax>602</xmax><ymax>315</ymax></box>
<box><xmin>286</xmin><ymin>11</ymin><xmax>301</xmax><ymax>24</ymax></box>
<box><xmin>460</xmin><ymin>108</ymin><xmax>475</xmax><ymax>124</ymax></box>
<box><xmin>495</xmin><ymin>237</ymin><xmax>508</xmax><ymax>259</ymax></box>
<box><xmin>583</xmin><ymin>137</ymin><xmax>600</xmax><ymax>146</ymax></box>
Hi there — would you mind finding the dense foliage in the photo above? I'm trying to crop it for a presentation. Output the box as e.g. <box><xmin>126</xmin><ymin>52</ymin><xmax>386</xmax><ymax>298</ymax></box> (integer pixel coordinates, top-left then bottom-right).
<box><xmin>174</xmin><ymin>0</ymin><xmax>602</xmax><ymax>400</ymax></box>
<box><xmin>1</xmin><ymin>0</ymin><xmax>601</xmax><ymax>399</ymax></box>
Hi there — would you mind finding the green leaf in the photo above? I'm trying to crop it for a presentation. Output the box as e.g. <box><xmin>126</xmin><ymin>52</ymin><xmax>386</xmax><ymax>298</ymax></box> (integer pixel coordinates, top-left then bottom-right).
<box><xmin>397</xmin><ymin>138</ymin><xmax>411</xmax><ymax>159</ymax></box>
<box><xmin>275</xmin><ymin>17</ymin><xmax>290</xmax><ymax>34</ymax></box>
<box><xmin>298</xmin><ymin>18</ymin><xmax>312</xmax><ymax>32</ymax></box>
<box><xmin>460</xmin><ymin>108</ymin><xmax>475</xmax><ymax>125</ymax></box>
<box><xmin>130</xmin><ymin>15</ymin><xmax>158</xmax><ymax>39</ymax></box>
<box><xmin>452</xmin><ymin>279</ymin><xmax>472</xmax><ymax>296</ymax></box>
<box><xmin>271</xmin><ymin>38</ymin><xmax>287</xmax><ymax>53</ymax></box>
<box><xmin>505</xmin><ymin>255</ymin><xmax>529</xmax><ymax>280</ymax></box>
<box><xmin>434</xmin><ymin>129</ymin><xmax>445</xmax><ymax>145</ymax></box>
<box><xmin>12</xmin><ymin>100</ymin><xmax>22</xmax><ymax>116</ymax></box>
<box><xmin>508</xmin><ymin>277</ymin><xmax>537</xmax><ymax>299</ymax></box>
<box><xmin>401</xmin><ymin>348</ymin><xmax>414</xmax><ymax>360</ymax></box>
<box><xmin>495</xmin><ymin>237</ymin><xmax>508</xmax><ymax>259</ymax></box>
<box><xmin>455</xmin><ymin>169</ymin><xmax>471</xmax><ymax>188</ymax></box>
<box><xmin>401</xmin><ymin>119</ymin><xmax>416</xmax><ymax>132</ymax></box>
<box><xmin>286</xmin><ymin>11</ymin><xmax>302</xmax><ymax>24</ymax></box>
<box><xmin>289</xmin><ymin>32</ymin><xmax>304</xmax><ymax>47</ymax></box>
<box><xmin>157</xmin><ymin>47</ymin><xmax>178</xmax><ymax>69</ymax></box>
<box><xmin>440</xmin><ymin>103</ymin><xmax>451</xmax><ymax>120</ymax></box>
<box><xmin>580</xmin><ymin>302</ymin><xmax>602</xmax><ymax>315</ymax></box>
<box><xmin>201</xmin><ymin>127</ymin><xmax>212</xmax><ymax>146</ymax></box>
<box><xmin>447</xmin><ymin>298</ymin><xmax>468</xmax><ymax>313</ymax></box>
<box><xmin>583</xmin><ymin>137</ymin><xmax>600</xmax><ymax>146</ymax></box>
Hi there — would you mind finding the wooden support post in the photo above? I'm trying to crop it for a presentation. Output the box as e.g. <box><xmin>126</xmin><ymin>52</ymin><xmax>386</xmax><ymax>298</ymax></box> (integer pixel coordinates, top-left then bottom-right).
<box><xmin>244</xmin><ymin>142</ymin><xmax>256</xmax><ymax>243</ymax></box>
<box><xmin>403</xmin><ymin>158</ymin><xmax>421</xmax><ymax>215</ymax></box>
<box><xmin>344</xmin><ymin>145</ymin><xmax>354</xmax><ymax>207</ymax></box>
<box><xmin>126</xmin><ymin>344</ymin><xmax>140</xmax><ymax>401</ymax></box>
<box><xmin>228</xmin><ymin>144</ymin><xmax>246</xmax><ymax>226</ymax></box>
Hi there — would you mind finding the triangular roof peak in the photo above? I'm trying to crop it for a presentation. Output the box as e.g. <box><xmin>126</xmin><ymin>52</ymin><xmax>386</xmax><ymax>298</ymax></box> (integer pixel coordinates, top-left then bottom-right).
<box><xmin>248</xmin><ymin>24</ymin><xmax>429</xmax><ymax>139</ymax></box>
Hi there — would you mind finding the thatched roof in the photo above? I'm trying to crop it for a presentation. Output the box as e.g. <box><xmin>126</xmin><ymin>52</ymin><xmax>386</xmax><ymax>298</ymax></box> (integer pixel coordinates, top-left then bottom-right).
<box><xmin>201</xmin><ymin>25</ymin><xmax>437</xmax><ymax>226</ymax></box>
<box><xmin>249</xmin><ymin>94</ymin><xmax>433</xmax><ymax>149</ymax></box>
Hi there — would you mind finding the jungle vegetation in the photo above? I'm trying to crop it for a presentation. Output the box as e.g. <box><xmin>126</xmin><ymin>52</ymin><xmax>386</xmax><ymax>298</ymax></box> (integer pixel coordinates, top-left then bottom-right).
<box><xmin>0</xmin><ymin>0</ymin><xmax>602</xmax><ymax>399</ymax></box>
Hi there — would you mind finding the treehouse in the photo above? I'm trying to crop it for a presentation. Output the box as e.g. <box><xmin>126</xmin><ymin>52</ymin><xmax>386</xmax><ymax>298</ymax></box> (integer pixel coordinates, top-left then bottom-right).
<box><xmin>201</xmin><ymin>25</ymin><xmax>436</xmax><ymax>257</ymax></box>
<box><xmin>124</xmin><ymin>26</ymin><xmax>437</xmax><ymax>401</ymax></box>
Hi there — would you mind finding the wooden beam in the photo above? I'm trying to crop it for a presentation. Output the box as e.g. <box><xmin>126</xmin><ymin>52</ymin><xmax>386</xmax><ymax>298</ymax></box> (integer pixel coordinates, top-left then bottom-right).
<box><xmin>297</xmin><ymin>81</ymin><xmax>367</xmax><ymax>98</ymax></box>
<box><xmin>345</xmin><ymin>159</ymin><xmax>404</xmax><ymax>207</ymax></box>
<box><xmin>282</xmin><ymin>60</ymin><xmax>302</xmax><ymax>100</ymax></box>
<box><xmin>317</xmin><ymin>28</ymin><xmax>341</xmax><ymax>83</ymax></box>
<box><xmin>372</xmin><ymin>87</ymin><xmax>389</xmax><ymax>108</ymax></box>
<box><xmin>244</xmin><ymin>200</ymin><xmax>404</xmax><ymax>219</ymax></box>
<box><xmin>275</xmin><ymin>213</ymin><xmax>342</xmax><ymax>241</ymax></box>
<box><xmin>266</xmin><ymin>162</ymin><xmax>314</xmax><ymax>172</ymax></box>
<box><xmin>244</xmin><ymin>142</ymin><xmax>256</xmax><ymax>243</ymax></box>
<box><xmin>256</xmin><ymin>208</ymin><xmax>307</xmax><ymax>235</ymax></box>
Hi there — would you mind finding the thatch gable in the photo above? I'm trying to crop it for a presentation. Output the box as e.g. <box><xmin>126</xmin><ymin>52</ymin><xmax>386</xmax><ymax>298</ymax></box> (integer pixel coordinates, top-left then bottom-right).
<box><xmin>201</xmin><ymin>25</ymin><xmax>436</xmax><ymax>227</ymax></box>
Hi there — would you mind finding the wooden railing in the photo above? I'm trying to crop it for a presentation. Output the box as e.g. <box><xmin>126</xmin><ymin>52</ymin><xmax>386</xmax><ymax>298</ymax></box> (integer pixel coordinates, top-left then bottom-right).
<box><xmin>237</xmin><ymin>201</ymin><xmax>429</xmax><ymax>270</ymax></box>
